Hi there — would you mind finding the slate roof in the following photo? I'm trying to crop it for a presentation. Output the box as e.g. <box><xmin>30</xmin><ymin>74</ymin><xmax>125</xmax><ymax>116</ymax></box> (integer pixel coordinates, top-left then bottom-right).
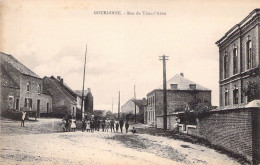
<box><xmin>0</xmin><ymin>65</ymin><xmax>19</xmax><ymax>89</ymax></box>
<box><xmin>157</xmin><ymin>73</ymin><xmax>210</xmax><ymax>91</ymax></box>
<box><xmin>0</xmin><ymin>52</ymin><xmax>40</xmax><ymax>78</ymax></box>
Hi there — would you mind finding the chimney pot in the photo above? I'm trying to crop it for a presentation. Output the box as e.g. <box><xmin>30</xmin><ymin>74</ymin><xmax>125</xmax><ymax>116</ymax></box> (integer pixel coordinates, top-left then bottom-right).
<box><xmin>57</xmin><ymin>76</ymin><xmax>61</xmax><ymax>80</ymax></box>
<box><xmin>180</xmin><ymin>73</ymin><xmax>184</xmax><ymax>77</ymax></box>
<box><xmin>87</xmin><ymin>88</ymin><xmax>91</xmax><ymax>92</ymax></box>
<box><xmin>60</xmin><ymin>78</ymin><xmax>63</xmax><ymax>85</ymax></box>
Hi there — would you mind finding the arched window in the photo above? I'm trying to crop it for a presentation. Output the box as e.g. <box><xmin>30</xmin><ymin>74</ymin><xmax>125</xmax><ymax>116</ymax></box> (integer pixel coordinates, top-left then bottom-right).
<box><xmin>27</xmin><ymin>81</ymin><xmax>31</xmax><ymax>92</ymax></box>
<box><xmin>224</xmin><ymin>88</ymin><xmax>229</xmax><ymax>106</ymax></box>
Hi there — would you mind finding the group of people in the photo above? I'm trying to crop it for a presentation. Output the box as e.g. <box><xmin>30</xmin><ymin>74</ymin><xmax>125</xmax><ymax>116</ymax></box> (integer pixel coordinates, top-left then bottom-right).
<box><xmin>62</xmin><ymin>117</ymin><xmax>136</xmax><ymax>134</ymax></box>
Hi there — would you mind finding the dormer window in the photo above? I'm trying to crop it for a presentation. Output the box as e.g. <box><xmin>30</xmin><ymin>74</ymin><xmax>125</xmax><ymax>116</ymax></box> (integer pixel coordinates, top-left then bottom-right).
<box><xmin>27</xmin><ymin>81</ymin><xmax>31</xmax><ymax>92</ymax></box>
<box><xmin>170</xmin><ymin>84</ymin><xmax>178</xmax><ymax>90</ymax></box>
<box><xmin>189</xmin><ymin>84</ymin><xmax>196</xmax><ymax>90</ymax></box>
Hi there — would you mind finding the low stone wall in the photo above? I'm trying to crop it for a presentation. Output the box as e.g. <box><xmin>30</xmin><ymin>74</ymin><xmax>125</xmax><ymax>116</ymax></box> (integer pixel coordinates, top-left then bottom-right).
<box><xmin>178</xmin><ymin>108</ymin><xmax>260</xmax><ymax>164</ymax></box>
<box><xmin>157</xmin><ymin>115</ymin><xmax>178</xmax><ymax>130</ymax></box>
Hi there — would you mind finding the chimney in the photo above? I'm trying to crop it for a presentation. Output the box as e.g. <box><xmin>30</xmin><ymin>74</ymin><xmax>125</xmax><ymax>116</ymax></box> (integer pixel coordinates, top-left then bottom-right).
<box><xmin>57</xmin><ymin>76</ymin><xmax>61</xmax><ymax>80</ymax></box>
<box><xmin>87</xmin><ymin>88</ymin><xmax>91</xmax><ymax>93</ymax></box>
<box><xmin>60</xmin><ymin>78</ymin><xmax>63</xmax><ymax>85</ymax></box>
<box><xmin>180</xmin><ymin>73</ymin><xmax>184</xmax><ymax>77</ymax></box>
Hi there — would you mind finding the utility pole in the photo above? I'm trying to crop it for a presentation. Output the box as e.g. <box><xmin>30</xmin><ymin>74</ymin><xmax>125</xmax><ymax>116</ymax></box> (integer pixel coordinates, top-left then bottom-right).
<box><xmin>134</xmin><ymin>84</ymin><xmax>137</xmax><ymax>123</ymax></box>
<box><xmin>159</xmin><ymin>55</ymin><xmax>169</xmax><ymax>130</ymax></box>
<box><xmin>118</xmin><ymin>91</ymin><xmax>120</xmax><ymax>119</ymax></box>
<box><xmin>80</xmin><ymin>45</ymin><xmax>87</xmax><ymax>121</ymax></box>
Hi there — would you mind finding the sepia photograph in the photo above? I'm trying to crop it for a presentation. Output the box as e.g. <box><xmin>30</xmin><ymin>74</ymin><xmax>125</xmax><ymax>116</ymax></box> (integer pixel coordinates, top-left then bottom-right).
<box><xmin>0</xmin><ymin>0</ymin><xmax>260</xmax><ymax>164</ymax></box>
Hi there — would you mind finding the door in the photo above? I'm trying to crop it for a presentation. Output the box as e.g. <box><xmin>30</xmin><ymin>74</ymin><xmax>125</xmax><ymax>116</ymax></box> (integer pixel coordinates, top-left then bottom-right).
<box><xmin>16</xmin><ymin>99</ymin><xmax>19</xmax><ymax>110</ymax></box>
<box><xmin>37</xmin><ymin>100</ymin><xmax>40</xmax><ymax>117</ymax></box>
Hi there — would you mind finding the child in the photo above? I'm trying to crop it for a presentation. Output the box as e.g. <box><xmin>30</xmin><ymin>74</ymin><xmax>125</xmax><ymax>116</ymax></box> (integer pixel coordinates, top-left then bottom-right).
<box><xmin>86</xmin><ymin>121</ymin><xmax>90</xmax><ymax>132</ymax></box>
<box><xmin>115</xmin><ymin>121</ymin><xmax>119</xmax><ymax>133</ymax></box>
<box><xmin>62</xmin><ymin>119</ymin><xmax>66</xmax><ymax>132</ymax></box>
<box><xmin>71</xmin><ymin>117</ymin><xmax>76</xmax><ymax>132</ymax></box>
<box><xmin>131</xmin><ymin>127</ymin><xmax>136</xmax><ymax>134</ymax></box>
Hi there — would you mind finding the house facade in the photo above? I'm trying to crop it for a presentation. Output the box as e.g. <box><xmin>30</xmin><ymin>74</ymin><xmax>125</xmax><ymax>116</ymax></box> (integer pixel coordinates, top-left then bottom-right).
<box><xmin>144</xmin><ymin>73</ymin><xmax>211</xmax><ymax>127</ymax></box>
<box><xmin>216</xmin><ymin>9</ymin><xmax>260</xmax><ymax>107</ymax></box>
<box><xmin>43</xmin><ymin>76</ymin><xmax>77</xmax><ymax>117</ymax></box>
<box><xmin>121</xmin><ymin>98</ymin><xmax>146</xmax><ymax>122</ymax></box>
<box><xmin>0</xmin><ymin>52</ymin><xmax>52</xmax><ymax>117</ymax></box>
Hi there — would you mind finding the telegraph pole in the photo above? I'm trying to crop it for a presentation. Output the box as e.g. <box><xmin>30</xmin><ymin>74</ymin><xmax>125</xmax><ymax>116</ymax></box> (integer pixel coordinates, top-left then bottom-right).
<box><xmin>80</xmin><ymin>45</ymin><xmax>87</xmax><ymax>121</ymax></box>
<box><xmin>118</xmin><ymin>91</ymin><xmax>120</xmax><ymax>119</ymax></box>
<box><xmin>134</xmin><ymin>84</ymin><xmax>137</xmax><ymax>123</ymax></box>
<box><xmin>159</xmin><ymin>55</ymin><xmax>169</xmax><ymax>130</ymax></box>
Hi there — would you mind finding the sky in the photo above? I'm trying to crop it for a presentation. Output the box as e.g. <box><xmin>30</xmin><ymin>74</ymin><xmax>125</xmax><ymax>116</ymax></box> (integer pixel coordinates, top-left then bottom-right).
<box><xmin>1</xmin><ymin>0</ymin><xmax>260</xmax><ymax>111</ymax></box>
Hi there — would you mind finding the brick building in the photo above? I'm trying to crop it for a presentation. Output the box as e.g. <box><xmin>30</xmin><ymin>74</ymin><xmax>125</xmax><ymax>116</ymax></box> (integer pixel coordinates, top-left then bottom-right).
<box><xmin>216</xmin><ymin>9</ymin><xmax>260</xmax><ymax>107</ymax></box>
<box><xmin>0</xmin><ymin>52</ymin><xmax>52</xmax><ymax>116</ymax></box>
<box><xmin>144</xmin><ymin>73</ymin><xmax>211</xmax><ymax>127</ymax></box>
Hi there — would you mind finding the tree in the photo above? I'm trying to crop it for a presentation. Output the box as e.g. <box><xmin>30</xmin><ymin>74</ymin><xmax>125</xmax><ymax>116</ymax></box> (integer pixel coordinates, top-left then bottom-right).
<box><xmin>243</xmin><ymin>81</ymin><xmax>260</xmax><ymax>102</ymax></box>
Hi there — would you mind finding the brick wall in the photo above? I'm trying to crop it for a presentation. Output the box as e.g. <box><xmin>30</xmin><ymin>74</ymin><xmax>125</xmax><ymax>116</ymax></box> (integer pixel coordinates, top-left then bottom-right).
<box><xmin>182</xmin><ymin>108</ymin><xmax>260</xmax><ymax>163</ymax></box>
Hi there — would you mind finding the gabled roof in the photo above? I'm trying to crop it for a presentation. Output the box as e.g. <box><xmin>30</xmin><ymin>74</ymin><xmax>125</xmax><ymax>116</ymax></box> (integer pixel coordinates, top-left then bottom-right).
<box><xmin>0</xmin><ymin>52</ymin><xmax>40</xmax><ymax>78</ymax></box>
<box><xmin>74</xmin><ymin>90</ymin><xmax>91</xmax><ymax>97</ymax></box>
<box><xmin>133</xmin><ymin>99</ymin><xmax>147</xmax><ymax>107</ymax></box>
<box><xmin>44</xmin><ymin>76</ymin><xmax>77</xmax><ymax>104</ymax></box>
<box><xmin>0</xmin><ymin>65</ymin><xmax>19</xmax><ymax>89</ymax></box>
<box><xmin>157</xmin><ymin>73</ymin><xmax>210</xmax><ymax>91</ymax></box>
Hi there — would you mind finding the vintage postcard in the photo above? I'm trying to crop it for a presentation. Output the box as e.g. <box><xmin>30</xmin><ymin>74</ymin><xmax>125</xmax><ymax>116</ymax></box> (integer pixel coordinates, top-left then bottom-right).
<box><xmin>0</xmin><ymin>0</ymin><xmax>260</xmax><ymax>164</ymax></box>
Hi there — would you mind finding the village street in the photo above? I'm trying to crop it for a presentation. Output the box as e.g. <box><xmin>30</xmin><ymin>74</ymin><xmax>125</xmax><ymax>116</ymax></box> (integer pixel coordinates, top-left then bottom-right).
<box><xmin>0</xmin><ymin>118</ymin><xmax>242</xmax><ymax>165</ymax></box>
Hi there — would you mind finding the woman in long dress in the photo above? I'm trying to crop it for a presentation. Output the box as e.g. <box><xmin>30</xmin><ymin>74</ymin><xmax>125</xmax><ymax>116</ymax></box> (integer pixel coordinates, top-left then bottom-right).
<box><xmin>71</xmin><ymin>117</ymin><xmax>76</xmax><ymax>132</ymax></box>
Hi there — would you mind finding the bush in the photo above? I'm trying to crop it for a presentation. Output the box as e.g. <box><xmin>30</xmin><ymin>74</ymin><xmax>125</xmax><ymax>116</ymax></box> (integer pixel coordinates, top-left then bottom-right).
<box><xmin>1</xmin><ymin>109</ymin><xmax>23</xmax><ymax>120</ymax></box>
<box><xmin>52</xmin><ymin>106</ymin><xmax>71</xmax><ymax>118</ymax></box>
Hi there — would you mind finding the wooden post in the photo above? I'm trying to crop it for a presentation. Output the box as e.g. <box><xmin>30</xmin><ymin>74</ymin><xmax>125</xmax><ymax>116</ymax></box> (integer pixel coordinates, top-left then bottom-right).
<box><xmin>159</xmin><ymin>55</ymin><xmax>169</xmax><ymax>130</ymax></box>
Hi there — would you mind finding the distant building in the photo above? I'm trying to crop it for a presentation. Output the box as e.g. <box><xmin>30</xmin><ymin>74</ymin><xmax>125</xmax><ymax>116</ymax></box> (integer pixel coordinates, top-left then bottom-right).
<box><xmin>74</xmin><ymin>89</ymin><xmax>94</xmax><ymax>115</ymax></box>
<box><xmin>121</xmin><ymin>98</ymin><xmax>146</xmax><ymax>122</ymax></box>
<box><xmin>215</xmin><ymin>9</ymin><xmax>260</xmax><ymax>108</ymax></box>
<box><xmin>144</xmin><ymin>73</ymin><xmax>211</xmax><ymax>127</ymax></box>
<box><xmin>0</xmin><ymin>52</ymin><xmax>52</xmax><ymax>117</ymax></box>
<box><xmin>43</xmin><ymin>76</ymin><xmax>77</xmax><ymax>117</ymax></box>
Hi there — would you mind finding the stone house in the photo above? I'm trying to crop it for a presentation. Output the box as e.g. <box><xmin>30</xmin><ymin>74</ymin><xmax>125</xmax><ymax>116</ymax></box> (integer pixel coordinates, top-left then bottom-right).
<box><xmin>74</xmin><ymin>89</ymin><xmax>94</xmax><ymax>115</ymax></box>
<box><xmin>216</xmin><ymin>9</ymin><xmax>260</xmax><ymax>107</ymax></box>
<box><xmin>144</xmin><ymin>73</ymin><xmax>211</xmax><ymax>127</ymax></box>
<box><xmin>0</xmin><ymin>52</ymin><xmax>52</xmax><ymax>117</ymax></box>
<box><xmin>43</xmin><ymin>76</ymin><xmax>77</xmax><ymax>117</ymax></box>
<box><xmin>121</xmin><ymin>98</ymin><xmax>146</xmax><ymax>122</ymax></box>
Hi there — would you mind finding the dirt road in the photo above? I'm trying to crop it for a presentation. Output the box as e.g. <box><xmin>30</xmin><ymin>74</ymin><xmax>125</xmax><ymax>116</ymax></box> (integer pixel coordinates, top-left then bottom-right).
<box><xmin>0</xmin><ymin>118</ymin><xmax>240</xmax><ymax>165</ymax></box>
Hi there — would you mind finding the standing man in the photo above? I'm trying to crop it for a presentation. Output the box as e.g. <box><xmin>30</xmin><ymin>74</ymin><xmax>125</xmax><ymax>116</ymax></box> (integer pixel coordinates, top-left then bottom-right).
<box><xmin>119</xmin><ymin>118</ymin><xmax>124</xmax><ymax>133</ymax></box>
<box><xmin>110</xmin><ymin>119</ymin><xmax>115</xmax><ymax>132</ymax></box>
<box><xmin>21</xmin><ymin>111</ymin><xmax>26</xmax><ymax>127</ymax></box>
<box><xmin>125</xmin><ymin>121</ymin><xmax>129</xmax><ymax>133</ymax></box>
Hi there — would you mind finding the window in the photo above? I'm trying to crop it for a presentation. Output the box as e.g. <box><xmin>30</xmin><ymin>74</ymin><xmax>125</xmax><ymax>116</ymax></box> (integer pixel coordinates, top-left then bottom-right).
<box><xmin>16</xmin><ymin>99</ymin><xmax>19</xmax><ymax>110</ymax></box>
<box><xmin>233</xmin><ymin>87</ymin><xmax>239</xmax><ymax>104</ymax></box>
<box><xmin>233</xmin><ymin>47</ymin><xmax>238</xmax><ymax>74</ymax></box>
<box><xmin>246</xmin><ymin>39</ymin><xmax>252</xmax><ymax>69</ymax></box>
<box><xmin>37</xmin><ymin>84</ymin><xmax>42</xmax><ymax>94</ymax></box>
<box><xmin>8</xmin><ymin>96</ymin><xmax>14</xmax><ymax>109</ymax></box>
<box><xmin>224</xmin><ymin>89</ymin><xmax>229</xmax><ymax>106</ymax></box>
<box><xmin>170</xmin><ymin>84</ymin><xmax>178</xmax><ymax>90</ymax></box>
<box><xmin>27</xmin><ymin>81</ymin><xmax>31</xmax><ymax>92</ymax></box>
<box><xmin>25</xmin><ymin>98</ymin><xmax>32</xmax><ymax>109</ymax></box>
<box><xmin>47</xmin><ymin>103</ymin><xmax>49</xmax><ymax>114</ymax></box>
<box><xmin>223</xmin><ymin>52</ymin><xmax>228</xmax><ymax>79</ymax></box>
<box><xmin>189</xmin><ymin>84</ymin><xmax>196</xmax><ymax>90</ymax></box>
